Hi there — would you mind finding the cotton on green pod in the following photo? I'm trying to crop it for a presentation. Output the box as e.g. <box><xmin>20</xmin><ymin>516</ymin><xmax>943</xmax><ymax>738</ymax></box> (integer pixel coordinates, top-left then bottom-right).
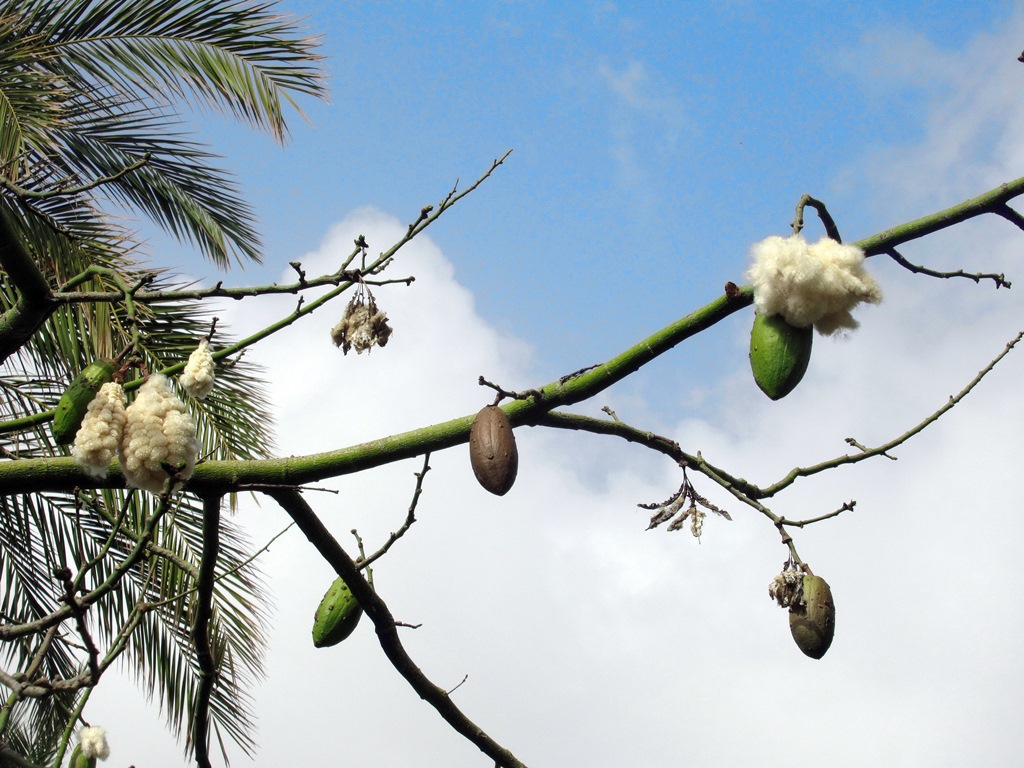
<box><xmin>748</xmin><ymin>313</ymin><xmax>813</xmax><ymax>400</ymax></box>
<box><xmin>789</xmin><ymin>574</ymin><xmax>836</xmax><ymax>659</ymax></box>
<box><xmin>51</xmin><ymin>360</ymin><xmax>116</xmax><ymax>445</ymax></box>
<box><xmin>312</xmin><ymin>576</ymin><xmax>363</xmax><ymax>648</ymax></box>
<box><xmin>68</xmin><ymin>745</ymin><xmax>95</xmax><ymax>768</ymax></box>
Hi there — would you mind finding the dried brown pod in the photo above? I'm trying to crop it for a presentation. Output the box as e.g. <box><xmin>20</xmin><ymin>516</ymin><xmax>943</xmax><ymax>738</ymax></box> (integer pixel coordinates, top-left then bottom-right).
<box><xmin>469</xmin><ymin>405</ymin><xmax>518</xmax><ymax>495</ymax></box>
<box><xmin>788</xmin><ymin>574</ymin><xmax>836</xmax><ymax>659</ymax></box>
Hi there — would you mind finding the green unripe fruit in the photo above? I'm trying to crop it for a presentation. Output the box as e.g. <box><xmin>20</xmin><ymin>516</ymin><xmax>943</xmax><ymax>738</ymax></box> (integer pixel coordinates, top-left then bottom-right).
<box><xmin>51</xmin><ymin>360</ymin><xmax>116</xmax><ymax>444</ymax></box>
<box><xmin>749</xmin><ymin>313</ymin><xmax>812</xmax><ymax>400</ymax></box>
<box><xmin>469</xmin><ymin>405</ymin><xmax>518</xmax><ymax>496</ymax></box>
<box><xmin>68</xmin><ymin>745</ymin><xmax>96</xmax><ymax>768</ymax></box>
<box><xmin>311</xmin><ymin>576</ymin><xmax>363</xmax><ymax>648</ymax></box>
<box><xmin>789</xmin><ymin>574</ymin><xmax>835</xmax><ymax>659</ymax></box>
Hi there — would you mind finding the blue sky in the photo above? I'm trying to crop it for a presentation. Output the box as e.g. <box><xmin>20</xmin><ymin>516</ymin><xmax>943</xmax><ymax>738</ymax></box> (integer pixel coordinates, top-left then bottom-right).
<box><xmin>97</xmin><ymin>2</ymin><xmax>1024</xmax><ymax>766</ymax></box>
<box><xmin>168</xmin><ymin>0</ymin><xmax>1017</xmax><ymax>409</ymax></box>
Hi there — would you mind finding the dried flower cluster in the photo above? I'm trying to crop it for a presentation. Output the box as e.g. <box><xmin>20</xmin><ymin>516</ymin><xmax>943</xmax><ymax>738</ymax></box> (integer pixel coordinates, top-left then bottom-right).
<box><xmin>72</xmin><ymin>382</ymin><xmax>126</xmax><ymax>478</ymax></box>
<box><xmin>179</xmin><ymin>338</ymin><xmax>215</xmax><ymax>399</ymax></box>
<box><xmin>643</xmin><ymin>477</ymin><xmax>732</xmax><ymax>536</ymax></box>
<box><xmin>79</xmin><ymin>725</ymin><xmax>110</xmax><ymax>759</ymax></box>
<box><xmin>688</xmin><ymin>507</ymin><xmax>705</xmax><ymax>538</ymax></box>
<box><xmin>747</xmin><ymin>234</ymin><xmax>882</xmax><ymax>334</ymax></box>
<box><xmin>119</xmin><ymin>374</ymin><xmax>198</xmax><ymax>493</ymax></box>
<box><xmin>647</xmin><ymin>497</ymin><xmax>706</xmax><ymax>538</ymax></box>
<box><xmin>768</xmin><ymin>568</ymin><xmax>804</xmax><ymax>609</ymax></box>
<box><xmin>331</xmin><ymin>293</ymin><xmax>393</xmax><ymax>354</ymax></box>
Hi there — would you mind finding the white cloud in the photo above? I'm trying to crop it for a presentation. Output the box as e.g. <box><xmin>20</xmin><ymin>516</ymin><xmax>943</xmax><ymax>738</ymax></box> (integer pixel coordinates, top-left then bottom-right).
<box><xmin>597</xmin><ymin>58</ymin><xmax>691</xmax><ymax>190</ymax></box>
<box><xmin>835</xmin><ymin>11</ymin><xmax>1024</xmax><ymax>214</ymax></box>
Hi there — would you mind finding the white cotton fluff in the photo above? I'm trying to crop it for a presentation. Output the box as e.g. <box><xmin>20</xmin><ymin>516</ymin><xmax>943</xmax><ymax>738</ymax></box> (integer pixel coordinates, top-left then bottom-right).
<box><xmin>120</xmin><ymin>374</ymin><xmax>198</xmax><ymax>493</ymax></box>
<box><xmin>72</xmin><ymin>382</ymin><xmax>126</xmax><ymax>478</ymax></box>
<box><xmin>747</xmin><ymin>235</ymin><xmax>882</xmax><ymax>335</ymax></box>
<box><xmin>179</xmin><ymin>339</ymin><xmax>215</xmax><ymax>399</ymax></box>
<box><xmin>79</xmin><ymin>725</ymin><xmax>110</xmax><ymax>759</ymax></box>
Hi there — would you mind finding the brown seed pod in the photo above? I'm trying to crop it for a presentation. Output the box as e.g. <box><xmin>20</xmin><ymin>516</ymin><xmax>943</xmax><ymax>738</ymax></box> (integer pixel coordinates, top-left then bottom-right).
<box><xmin>788</xmin><ymin>574</ymin><xmax>836</xmax><ymax>659</ymax></box>
<box><xmin>469</xmin><ymin>405</ymin><xmax>518</xmax><ymax>496</ymax></box>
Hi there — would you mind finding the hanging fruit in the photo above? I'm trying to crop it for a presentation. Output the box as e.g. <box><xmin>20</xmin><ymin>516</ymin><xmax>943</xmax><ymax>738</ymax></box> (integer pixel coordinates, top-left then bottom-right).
<box><xmin>469</xmin><ymin>404</ymin><xmax>518</xmax><ymax>496</ymax></box>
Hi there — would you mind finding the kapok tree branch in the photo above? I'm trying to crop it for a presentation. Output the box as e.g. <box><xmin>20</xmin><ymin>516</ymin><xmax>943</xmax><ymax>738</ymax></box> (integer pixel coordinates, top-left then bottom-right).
<box><xmin>191</xmin><ymin>494</ymin><xmax>223</xmax><ymax>768</ymax></box>
<box><xmin>0</xmin><ymin>283</ymin><xmax>754</xmax><ymax>494</ymax></box>
<box><xmin>854</xmin><ymin>175</ymin><xmax>1024</xmax><ymax>255</ymax></box>
<box><xmin>0</xmin><ymin>209</ymin><xmax>57</xmax><ymax>365</ymax></box>
<box><xmin>2</xmin><ymin>176</ymin><xmax>1024</xmax><ymax>497</ymax></box>
<box><xmin>264</xmin><ymin>488</ymin><xmax>528</xmax><ymax>768</ymax></box>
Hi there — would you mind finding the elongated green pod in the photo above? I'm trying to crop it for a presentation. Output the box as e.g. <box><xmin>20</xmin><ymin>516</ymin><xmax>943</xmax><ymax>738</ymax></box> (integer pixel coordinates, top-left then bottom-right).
<box><xmin>789</xmin><ymin>574</ymin><xmax>836</xmax><ymax>659</ymax></box>
<box><xmin>312</xmin><ymin>576</ymin><xmax>363</xmax><ymax>648</ymax></box>
<box><xmin>51</xmin><ymin>360</ymin><xmax>116</xmax><ymax>444</ymax></box>
<box><xmin>749</xmin><ymin>313</ymin><xmax>812</xmax><ymax>400</ymax></box>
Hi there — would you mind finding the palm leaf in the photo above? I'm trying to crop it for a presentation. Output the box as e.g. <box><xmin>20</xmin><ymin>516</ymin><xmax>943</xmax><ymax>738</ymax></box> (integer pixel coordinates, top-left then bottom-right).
<box><xmin>0</xmin><ymin>2</ymin><xmax>325</xmax><ymax>761</ymax></box>
<box><xmin>33</xmin><ymin>0</ymin><xmax>323</xmax><ymax>140</ymax></box>
<box><xmin>0</xmin><ymin>0</ymin><xmax>324</xmax><ymax>267</ymax></box>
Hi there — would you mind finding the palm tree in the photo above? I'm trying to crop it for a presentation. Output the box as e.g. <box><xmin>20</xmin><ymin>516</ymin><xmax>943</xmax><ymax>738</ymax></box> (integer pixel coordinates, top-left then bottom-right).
<box><xmin>0</xmin><ymin>1</ymin><xmax>324</xmax><ymax>763</ymax></box>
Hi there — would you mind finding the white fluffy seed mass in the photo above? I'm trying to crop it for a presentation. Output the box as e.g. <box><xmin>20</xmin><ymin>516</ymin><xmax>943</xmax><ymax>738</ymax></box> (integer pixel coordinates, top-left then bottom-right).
<box><xmin>79</xmin><ymin>725</ymin><xmax>110</xmax><ymax>759</ymax></box>
<box><xmin>120</xmin><ymin>374</ymin><xmax>198</xmax><ymax>493</ymax></box>
<box><xmin>179</xmin><ymin>338</ymin><xmax>215</xmax><ymax>399</ymax></box>
<box><xmin>747</xmin><ymin>235</ymin><xmax>882</xmax><ymax>334</ymax></box>
<box><xmin>72</xmin><ymin>382</ymin><xmax>126</xmax><ymax>478</ymax></box>
<box><xmin>768</xmin><ymin>569</ymin><xmax>804</xmax><ymax>608</ymax></box>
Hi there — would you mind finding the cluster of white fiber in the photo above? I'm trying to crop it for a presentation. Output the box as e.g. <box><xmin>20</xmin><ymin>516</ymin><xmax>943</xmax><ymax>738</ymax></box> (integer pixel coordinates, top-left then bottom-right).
<box><xmin>747</xmin><ymin>235</ymin><xmax>882</xmax><ymax>334</ymax></box>
<box><xmin>768</xmin><ymin>569</ymin><xmax>804</xmax><ymax>609</ymax></box>
<box><xmin>79</xmin><ymin>725</ymin><xmax>110</xmax><ymax>759</ymax></box>
<box><xmin>120</xmin><ymin>374</ymin><xmax>198</xmax><ymax>493</ymax></box>
<box><xmin>71</xmin><ymin>382</ymin><xmax>126</xmax><ymax>478</ymax></box>
<box><xmin>179</xmin><ymin>338</ymin><xmax>215</xmax><ymax>399</ymax></box>
<box><xmin>690</xmin><ymin>507</ymin><xmax>705</xmax><ymax>538</ymax></box>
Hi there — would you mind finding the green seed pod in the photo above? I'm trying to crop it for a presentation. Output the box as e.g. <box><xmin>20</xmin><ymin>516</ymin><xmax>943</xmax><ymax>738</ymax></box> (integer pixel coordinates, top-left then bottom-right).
<box><xmin>749</xmin><ymin>313</ymin><xmax>813</xmax><ymax>400</ymax></box>
<box><xmin>789</xmin><ymin>574</ymin><xmax>836</xmax><ymax>659</ymax></box>
<box><xmin>68</xmin><ymin>745</ymin><xmax>96</xmax><ymax>768</ymax></box>
<box><xmin>469</xmin><ymin>405</ymin><xmax>519</xmax><ymax>496</ymax></box>
<box><xmin>51</xmin><ymin>360</ymin><xmax>116</xmax><ymax>445</ymax></box>
<box><xmin>312</xmin><ymin>576</ymin><xmax>363</xmax><ymax>648</ymax></box>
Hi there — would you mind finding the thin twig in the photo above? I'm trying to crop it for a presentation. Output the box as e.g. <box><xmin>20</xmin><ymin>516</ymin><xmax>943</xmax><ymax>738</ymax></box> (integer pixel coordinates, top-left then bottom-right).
<box><xmin>885</xmin><ymin>248</ymin><xmax>1010</xmax><ymax>289</ymax></box>
<box><xmin>357</xmin><ymin>453</ymin><xmax>430</xmax><ymax>570</ymax></box>
<box><xmin>792</xmin><ymin>194</ymin><xmax>842</xmax><ymax>241</ymax></box>
<box><xmin>779</xmin><ymin>500</ymin><xmax>856</xmax><ymax>528</ymax></box>
<box><xmin>760</xmin><ymin>330</ymin><xmax>1024</xmax><ymax>496</ymax></box>
<box><xmin>265</xmin><ymin>488</ymin><xmax>528</xmax><ymax>768</ymax></box>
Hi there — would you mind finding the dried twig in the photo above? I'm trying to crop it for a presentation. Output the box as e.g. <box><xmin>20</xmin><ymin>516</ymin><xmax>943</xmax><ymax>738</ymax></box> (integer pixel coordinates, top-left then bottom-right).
<box><xmin>265</xmin><ymin>488</ymin><xmax>528</xmax><ymax>768</ymax></box>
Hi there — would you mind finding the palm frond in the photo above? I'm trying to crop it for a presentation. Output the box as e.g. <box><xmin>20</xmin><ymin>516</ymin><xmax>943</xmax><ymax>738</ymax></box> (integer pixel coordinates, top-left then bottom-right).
<box><xmin>0</xmin><ymin>1</ymin><xmax>322</xmax><ymax>759</ymax></box>
<box><xmin>32</xmin><ymin>0</ymin><xmax>324</xmax><ymax>141</ymax></box>
<box><xmin>0</xmin><ymin>0</ymin><xmax>324</xmax><ymax>267</ymax></box>
<box><xmin>123</xmin><ymin>490</ymin><xmax>267</xmax><ymax>761</ymax></box>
